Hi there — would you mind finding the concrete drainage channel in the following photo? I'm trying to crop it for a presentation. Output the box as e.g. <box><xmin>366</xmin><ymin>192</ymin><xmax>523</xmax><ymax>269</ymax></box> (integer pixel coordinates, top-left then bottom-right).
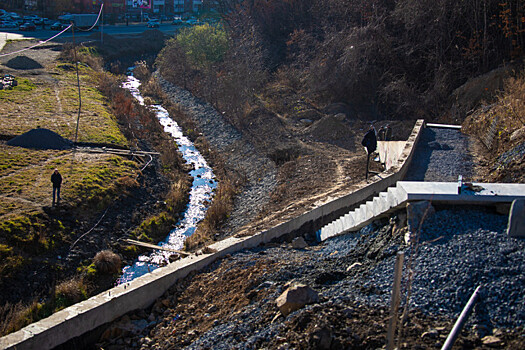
<box><xmin>1</xmin><ymin>119</ymin><xmax>431</xmax><ymax>349</ymax></box>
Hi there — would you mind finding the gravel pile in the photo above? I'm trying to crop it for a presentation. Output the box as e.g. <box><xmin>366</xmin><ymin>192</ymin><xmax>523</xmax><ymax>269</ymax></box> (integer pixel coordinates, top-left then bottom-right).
<box><xmin>158</xmin><ymin>77</ymin><xmax>277</xmax><ymax>233</ymax></box>
<box><xmin>190</xmin><ymin>208</ymin><xmax>523</xmax><ymax>347</ymax></box>
<box><xmin>405</xmin><ymin>127</ymin><xmax>475</xmax><ymax>181</ymax></box>
<box><xmin>7</xmin><ymin>128</ymin><xmax>73</xmax><ymax>150</ymax></box>
<box><xmin>354</xmin><ymin>208</ymin><xmax>524</xmax><ymax>328</ymax></box>
<box><xmin>5</xmin><ymin>55</ymin><xmax>43</xmax><ymax>70</ymax></box>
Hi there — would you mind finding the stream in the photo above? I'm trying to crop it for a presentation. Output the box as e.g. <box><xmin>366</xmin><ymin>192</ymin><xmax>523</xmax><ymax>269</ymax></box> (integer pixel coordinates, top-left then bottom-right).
<box><xmin>118</xmin><ymin>72</ymin><xmax>217</xmax><ymax>284</ymax></box>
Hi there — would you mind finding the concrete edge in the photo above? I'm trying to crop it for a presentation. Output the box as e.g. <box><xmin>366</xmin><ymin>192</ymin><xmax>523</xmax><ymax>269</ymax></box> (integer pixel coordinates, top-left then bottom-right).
<box><xmin>0</xmin><ymin>120</ymin><xmax>425</xmax><ymax>350</ymax></box>
<box><xmin>426</xmin><ymin>123</ymin><xmax>462</xmax><ymax>130</ymax></box>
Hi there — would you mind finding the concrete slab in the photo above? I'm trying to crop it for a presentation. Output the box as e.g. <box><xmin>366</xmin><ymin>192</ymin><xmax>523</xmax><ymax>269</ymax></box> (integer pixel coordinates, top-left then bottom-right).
<box><xmin>426</xmin><ymin>123</ymin><xmax>462</xmax><ymax>130</ymax></box>
<box><xmin>507</xmin><ymin>199</ymin><xmax>525</xmax><ymax>237</ymax></box>
<box><xmin>397</xmin><ymin>181</ymin><xmax>525</xmax><ymax>203</ymax></box>
<box><xmin>377</xmin><ymin>141</ymin><xmax>406</xmax><ymax>170</ymax></box>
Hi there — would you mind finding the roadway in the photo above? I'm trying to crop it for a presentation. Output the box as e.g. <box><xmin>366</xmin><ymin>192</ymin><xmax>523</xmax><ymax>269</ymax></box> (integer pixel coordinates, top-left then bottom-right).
<box><xmin>0</xmin><ymin>22</ymin><xmax>179</xmax><ymax>51</ymax></box>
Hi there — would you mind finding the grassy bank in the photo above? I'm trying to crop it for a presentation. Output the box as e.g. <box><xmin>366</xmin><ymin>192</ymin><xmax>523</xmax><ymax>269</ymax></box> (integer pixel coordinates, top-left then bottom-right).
<box><xmin>0</xmin><ymin>41</ymin><xmax>191</xmax><ymax>335</ymax></box>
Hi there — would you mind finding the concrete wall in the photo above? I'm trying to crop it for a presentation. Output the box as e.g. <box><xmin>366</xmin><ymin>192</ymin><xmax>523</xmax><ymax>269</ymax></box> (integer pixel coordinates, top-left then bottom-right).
<box><xmin>0</xmin><ymin>121</ymin><xmax>425</xmax><ymax>350</ymax></box>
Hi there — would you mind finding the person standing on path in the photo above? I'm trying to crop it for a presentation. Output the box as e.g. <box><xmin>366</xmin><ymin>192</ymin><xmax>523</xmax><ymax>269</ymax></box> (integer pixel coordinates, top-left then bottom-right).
<box><xmin>361</xmin><ymin>125</ymin><xmax>377</xmax><ymax>180</ymax></box>
<box><xmin>51</xmin><ymin>168</ymin><xmax>62</xmax><ymax>206</ymax></box>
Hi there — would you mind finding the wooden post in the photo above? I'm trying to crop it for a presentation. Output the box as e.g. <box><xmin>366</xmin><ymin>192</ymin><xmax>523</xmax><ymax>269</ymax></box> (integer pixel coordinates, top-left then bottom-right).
<box><xmin>386</xmin><ymin>251</ymin><xmax>405</xmax><ymax>350</ymax></box>
<box><xmin>365</xmin><ymin>151</ymin><xmax>370</xmax><ymax>181</ymax></box>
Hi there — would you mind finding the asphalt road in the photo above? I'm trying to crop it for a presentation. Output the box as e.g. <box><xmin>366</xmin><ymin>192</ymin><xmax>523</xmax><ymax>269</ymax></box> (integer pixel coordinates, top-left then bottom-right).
<box><xmin>0</xmin><ymin>22</ymin><xmax>178</xmax><ymax>50</ymax></box>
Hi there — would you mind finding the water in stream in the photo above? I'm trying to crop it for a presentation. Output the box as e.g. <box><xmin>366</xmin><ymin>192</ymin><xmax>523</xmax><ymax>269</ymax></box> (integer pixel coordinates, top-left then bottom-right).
<box><xmin>118</xmin><ymin>73</ymin><xmax>217</xmax><ymax>284</ymax></box>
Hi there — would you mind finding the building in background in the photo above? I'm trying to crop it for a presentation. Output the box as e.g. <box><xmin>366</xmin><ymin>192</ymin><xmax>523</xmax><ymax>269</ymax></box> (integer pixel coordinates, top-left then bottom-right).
<box><xmin>73</xmin><ymin>0</ymin><xmax>124</xmax><ymax>15</ymax></box>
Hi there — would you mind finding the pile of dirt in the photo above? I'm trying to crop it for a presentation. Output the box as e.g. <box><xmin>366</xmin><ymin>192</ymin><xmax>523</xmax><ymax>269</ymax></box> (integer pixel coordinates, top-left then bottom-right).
<box><xmin>7</xmin><ymin>128</ymin><xmax>73</xmax><ymax>150</ymax></box>
<box><xmin>305</xmin><ymin>114</ymin><xmax>355</xmax><ymax>149</ymax></box>
<box><xmin>5</xmin><ymin>55</ymin><xmax>43</xmax><ymax>70</ymax></box>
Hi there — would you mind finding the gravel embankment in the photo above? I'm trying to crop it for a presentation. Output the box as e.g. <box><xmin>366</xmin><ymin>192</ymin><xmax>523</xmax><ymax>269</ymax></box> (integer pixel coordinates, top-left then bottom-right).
<box><xmin>97</xmin><ymin>207</ymin><xmax>523</xmax><ymax>349</ymax></box>
<box><xmin>184</xmin><ymin>208</ymin><xmax>523</xmax><ymax>348</ymax></box>
<box><xmin>158</xmin><ymin>77</ymin><xmax>277</xmax><ymax>233</ymax></box>
<box><xmin>404</xmin><ymin>127</ymin><xmax>475</xmax><ymax>181</ymax></box>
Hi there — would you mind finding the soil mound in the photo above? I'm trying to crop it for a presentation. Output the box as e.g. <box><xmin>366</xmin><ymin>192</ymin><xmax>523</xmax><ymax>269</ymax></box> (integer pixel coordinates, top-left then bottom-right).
<box><xmin>5</xmin><ymin>55</ymin><xmax>43</xmax><ymax>70</ymax></box>
<box><xmin>7</xmin><ymin>128</ymin><xmax>73</xmax><ymax>150</ymax></box>
<box><xmin>306</xmin><ymin>114</ymin><xmax>355</xmax><ymax>150</ymax></box>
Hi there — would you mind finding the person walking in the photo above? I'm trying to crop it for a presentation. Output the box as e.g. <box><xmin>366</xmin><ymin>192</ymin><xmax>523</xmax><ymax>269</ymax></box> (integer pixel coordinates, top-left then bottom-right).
<box><xmin>361</xmin><ymin>125</ymin><xmax>377</xmax><ymax>180</ymax></box>
<box><xmin>51</xmin><ymin>168</ymin><xmax>62</xmax><ymax>206</ymax></box>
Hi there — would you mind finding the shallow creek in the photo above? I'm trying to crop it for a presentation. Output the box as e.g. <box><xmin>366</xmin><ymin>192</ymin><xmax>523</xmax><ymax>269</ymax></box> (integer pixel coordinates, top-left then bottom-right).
<box><xmin>118</xmin><ymin>73</ymin><xmax>217</xmax><ymax>283</ymax></box>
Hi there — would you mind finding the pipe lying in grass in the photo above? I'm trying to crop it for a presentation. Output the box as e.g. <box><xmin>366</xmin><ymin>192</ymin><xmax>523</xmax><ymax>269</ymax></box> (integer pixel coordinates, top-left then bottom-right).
<box><xmin>441</xmin><ymin>285</ymin><xmax>482</xmax><ymax>350</ymax></box>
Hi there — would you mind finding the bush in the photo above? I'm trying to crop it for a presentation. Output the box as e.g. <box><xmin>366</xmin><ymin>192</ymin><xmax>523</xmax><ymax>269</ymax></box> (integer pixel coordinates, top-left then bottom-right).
<box><xmin>93</xmin><ymin>250</ymin><xmax>121</xmax><ymax>275</ymax></box>
<box><xmin>54</xmin><ymin>276</ymin><xmax>89</xmax><ymax>309</ymax></box>
<box><xmin>132</xmin><ymin>60</ymin><xmax>151</xmax><ymax>81</ymax></box>
<box><xmin>185</xmin><ymin>180</ymin><xmax>236</xmax><ymax>251</ymax></box>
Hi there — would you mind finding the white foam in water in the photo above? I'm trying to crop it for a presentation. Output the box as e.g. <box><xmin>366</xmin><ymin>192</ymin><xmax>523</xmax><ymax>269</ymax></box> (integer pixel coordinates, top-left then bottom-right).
<box><xmin>118</xmin><ymin>74</ymin><xmax>217</xmax><ymax>284</ymax></box>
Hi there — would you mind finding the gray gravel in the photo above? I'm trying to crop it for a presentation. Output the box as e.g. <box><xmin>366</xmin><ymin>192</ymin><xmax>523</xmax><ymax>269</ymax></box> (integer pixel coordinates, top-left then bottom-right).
<box><xmin>404</xmin><ymin>127</ymin><xmax>475</xmax><ymax>181</ymax></box>
<box><xmin>158</xmin><ymin>77</ymin><xmax>277</xmax><ymax>233</ymax></box>
<box><xmin>183</xmin><ymin>207</ymin><xmax>523</xmax><ymax>348</ymax></box>
<box><xmin>355</xmin><ymin>209</ymin><xmax>524</xmax><ymax>328</ymax></box>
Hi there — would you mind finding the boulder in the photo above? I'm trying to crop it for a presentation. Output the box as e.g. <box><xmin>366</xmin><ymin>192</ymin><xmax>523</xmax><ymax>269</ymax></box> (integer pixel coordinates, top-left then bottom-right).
<box><xmin>291</xmin><ymin>236</ymin><xmax>307</xmax><ymax>249</ymax></box>
<box><xmin>510</xmin><ymin>127</ymin><xmax>525</xmax><ymax>142</ymax></box>
<box><xmin>482</xmin><ymin>335</ymin><xmax>504</xmax><ymax>347</ymax></box>
<box><xmin>276</xmin><ymin>284</ymin><xmax>319</xmax><ymax>316</ymax></box>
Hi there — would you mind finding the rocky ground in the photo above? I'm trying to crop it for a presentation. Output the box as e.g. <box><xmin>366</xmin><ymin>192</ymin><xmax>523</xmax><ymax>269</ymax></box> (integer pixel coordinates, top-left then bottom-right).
<box><xmin>3</xmin><ymin>35</ymin><xmax>523</xmax><ymax>349</ymax></box>
<box><xmin>93</xmin><ymin>65</ymin><xmax>525</xmax><ymax>349</ymax></box>
<box><xmin>158</xmin><ymin>77</ymin><xmax>415</xmax><ymax>238</ymax></box>
<box><xmin>96</xmin><ymin>206</ymin><xmax>525</xmax><ymax>349</ymax></box>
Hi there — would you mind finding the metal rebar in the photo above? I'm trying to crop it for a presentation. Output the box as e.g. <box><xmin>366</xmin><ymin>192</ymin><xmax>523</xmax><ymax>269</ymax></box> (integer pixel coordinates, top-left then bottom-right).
<box><xmin>441</xmin><ymin>285</ymin><xmax>482</xmax><ymax>350</ymax></box>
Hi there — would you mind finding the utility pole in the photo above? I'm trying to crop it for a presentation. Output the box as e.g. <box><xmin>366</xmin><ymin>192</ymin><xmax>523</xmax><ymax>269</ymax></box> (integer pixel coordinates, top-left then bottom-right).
<box><xmin>100</xmin><ymin>2</ymin><xmax>104</xmax><ymax>45</ymax></box>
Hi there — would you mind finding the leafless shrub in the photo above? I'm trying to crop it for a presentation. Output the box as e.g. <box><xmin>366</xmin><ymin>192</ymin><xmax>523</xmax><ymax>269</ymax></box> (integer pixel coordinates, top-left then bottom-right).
<box><xmin>93</xmin><ymin>250</ymin><xmax>121</xmax><ymax>274</ymax></box>
<box><xmin>55</xmin><ymin>276</ymin><xmax>88</xmax><ymax>304</ymax></box>
<box><xmin>184</xmin><ymin>180</ymin><xmax>236</xmax><ymax>251</ymax></box>
<box><xmin>0</xmin><ymin>301</ymin><xmax>27</xmax><ymax>336</ymax></box>
<box><xmin>141</xmin><ymin>77</ymin><xmax>164</xmax><ymax>102</ymax></box>
<box><xmin>132</xmin><ymin>60</ymin><xmax>151</xmax><ymax>81</ymax></box>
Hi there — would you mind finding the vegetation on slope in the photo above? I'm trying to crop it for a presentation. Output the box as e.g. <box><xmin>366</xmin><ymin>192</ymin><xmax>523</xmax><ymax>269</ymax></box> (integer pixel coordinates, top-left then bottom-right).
<box><xmin>463</xmin><ymin>70</ymin><xmax>525</xmax><ymax>183</ymax></box>
<box><xmin>159</xmin><ymin>0</ymin><xmax>524</xmax><ymax>124</ymax></box>
<box><xmin>0</xmin><ymin>40</ymin><xmax>191</xmax><ymax>335</ymax></box>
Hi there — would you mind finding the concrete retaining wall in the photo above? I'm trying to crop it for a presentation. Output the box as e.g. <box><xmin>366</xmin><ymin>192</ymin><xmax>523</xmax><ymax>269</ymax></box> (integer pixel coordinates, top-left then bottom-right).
<box><xmin>0</xmin><ymin>120</ymin><xmax>425</xmax><ymax>350</ymax></box>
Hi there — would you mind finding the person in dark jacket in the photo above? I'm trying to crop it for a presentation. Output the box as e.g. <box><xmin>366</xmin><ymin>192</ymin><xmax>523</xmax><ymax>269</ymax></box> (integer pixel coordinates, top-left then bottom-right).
<box><xmin>361</xmin><ymin>125</ymin><xmax>377</xmax><ymax>180</ymax></box>
<box><xmin>51</xmin><ymin>168</ymin><xmax>62</xmax><ymax>205</ymax></box>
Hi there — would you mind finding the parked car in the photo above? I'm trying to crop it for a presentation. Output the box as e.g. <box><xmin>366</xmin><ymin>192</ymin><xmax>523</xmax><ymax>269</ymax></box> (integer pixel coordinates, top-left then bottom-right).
<box><xmin>1</xmin><ymin>21</ymin><xmax>18</xmax><ymax>28</ymax></box>
<box><xmin>185</xmin><ymin>19</ymin><xmax>199</xmax><ymax>25</ymax></box>
<box><xmin>171</xmin><ymin>18</ymin><xmax>184</xmax><ymax>25</ymax></box>
<box><xmin>33</xmin><ymin>17</ymin><xmax>47</xmax><ymax>25</ymax></box>
<box><xmin>23</xmin><ymin>15</ymin><xmax>39</xmax><ymax>22</ymax></box>
<box><xmin>19</xmin><ymin>22</ymin><xmax>36</xmax><ymax>31</ymax></box>
<box><xmin>50</xmin><ymin>21</ymin><xmax>64</xmax><ymax>30</ymax></box>
<box><xmin>9</xmin><ymin>13</ymin><xmax>21</xmax><ymax>21</ymax></box>
<box><xmin>147</xmin><ymin>20</ymin><xmax>159</xmax><ymax>28</ymax></box>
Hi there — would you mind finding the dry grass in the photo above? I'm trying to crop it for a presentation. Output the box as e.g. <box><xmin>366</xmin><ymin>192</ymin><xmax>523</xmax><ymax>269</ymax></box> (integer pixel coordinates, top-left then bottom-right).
<box><xmin>54</xmin><ymin>276</ymin><xmax>89</xmax><ymax>306</ymax></box>
<box><xmin>463</xmin><ymin>70</ymin><xmax>525</xmax><ymax>149</ymax></box>
<box><xmin>0</xmin><ymin>301</ymin><xmax>37</xmax><ymax>336</ymax></box>
<box><xmin>463</xmin><ymin>69</ymin><xmax>525</xmax><ymax>182</ymax></box>
<box><xmin>0</xmin><ymin>275</ymin><xmax>90</xmax><ymax>336</ymax></box>
<box><xmin>184</xmin><ymin>179</ymin><xmax>237</xmax><ymax>251</ymax></box>
<box><xmin>0</xmin><ymin>147</ymin><xmax>138</xmax><ymax>214</ymax></box>
<box><xmin>0</xmin><ymin>62</ymin><xmax>127</xmax><ymax>146</ymax></box>
<box><xmin>93</xmin><ymin>250</ymin><xmax>121</xmax><ymax>275</ymax></box>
